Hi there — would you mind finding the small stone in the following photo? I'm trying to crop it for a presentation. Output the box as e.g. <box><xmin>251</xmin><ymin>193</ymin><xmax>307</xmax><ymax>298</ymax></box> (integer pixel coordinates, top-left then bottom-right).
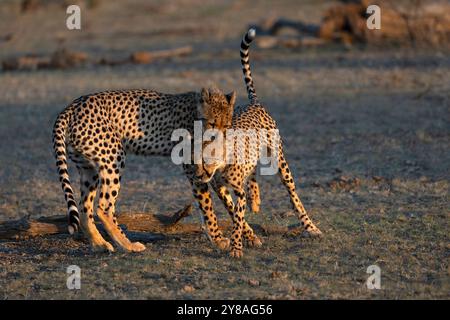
<box><xmin>270</xmin><ymin>271</ymin><xmax>288</xmax><ymax>279</ymax></box>
<box><xmin>372</xmin><ymin>175</ymin><xmax>383</xmax><ymax>182</ymax></box>
<box><xmin>183</xmin><ymin>285</ymin><xmax>195</xmax><ymax>293</ymax></box>
<box><xmin>312</xmin><ymin>181</ymin><xmax>321</xmax><ymax>188</ymax></box>
<box><xmin>248</xmin><ymin>279</ymin><xmax>260</xmax><ymax>286</ymax></box>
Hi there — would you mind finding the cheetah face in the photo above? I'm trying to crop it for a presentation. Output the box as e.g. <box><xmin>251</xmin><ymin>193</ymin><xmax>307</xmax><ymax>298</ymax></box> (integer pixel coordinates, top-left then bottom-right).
<box><xmin>192</xmin><ymin>132</ymin><xmax>227</xmax><ymax>183</ymax></box>
<box><xmin>197</xmin><ymin>87</ymin><xmax>235</xmax><ymax>132</ymax></box>
<box><xmin>193</xmin><ymin>88</ymin><xmax>235</xmax><ymax>182</ymax></box>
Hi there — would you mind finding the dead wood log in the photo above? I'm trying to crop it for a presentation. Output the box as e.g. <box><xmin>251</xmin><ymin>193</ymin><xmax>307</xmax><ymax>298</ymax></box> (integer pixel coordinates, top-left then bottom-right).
<box><xmin>249</xmin><ymin>1</ymin><xmax>450</xmax><ymax>48</ymax></box>
<box><xmin>0</xmin><ymin>210</ymin><xmax>201</xmax><ymax>241</ymax></box>
<box><xmin>0</xmin><ymin>205</ymin><xmax>292</xmax><ymax>241</ymax></box>
<box><xmin>319</xmin><ymin>0</ymin><xmax>450</xmax><ymax>47</ymax></box>
<box><xmin>130</xmin><ymin>45</ymin><xmax>193</xmax><ymax>64</ymax></box>
<box><xmin>2</xmin><ymin>55</ymin><xmax>47</xmax><ymax>71</ymax></box>
<box><xmin>251</xmin><ymin>18</ymin><xmax>320</xmax><ymax>37</ymax></box>
<box><xmin>0</xmin><ymin>217</ymin><xmax>62</xmax><ymax>238</ymax></box>
<box><xmin>47</xmin><ymin>48</ymin><xmax>88</xmax><ymax>69</ymax></box>
<box><xmin>256</xmin><ymin>35</ymin><xmax>326</xmax><ymax>49</ymax></box>
<box><xmin>2</xmin><ymin>46</ymin><xmax>193</xmax><ymax>72</ymax></box>
<box><xmin>2</xmin><ymin>49</ymin><xmax>88</xmax><ymax>71</ymax></box>
<box><xmin>99</xmin><ymin>46</ymin><xmax>193</xmax><ymax>66</ymax></box>
<box><xmin>21</xmin><ymin>0</ymin><xmax>40</xmax><ymax>13</ymax></box>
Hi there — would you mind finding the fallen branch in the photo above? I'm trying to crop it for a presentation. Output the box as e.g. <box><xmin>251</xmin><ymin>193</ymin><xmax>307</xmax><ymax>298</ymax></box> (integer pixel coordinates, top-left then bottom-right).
<box><xmin>2</xmin><ymin>46</ymin><xmax>193</xmax><ymax>71</ymax></box>
<box><xmin>251</xmin><ymin>18</ymin><xmax>319</xmax><ymax>37</ymax></box>
<box><xmin>0</xmin><ymin>210</ymin><xmax>200</xmax><ymax>241</ymax></box>
<box><xmin>2</xmin><ymin>49</ymin><xmax>88</xmax><ymax>71</ymax></box>
<box><xmin>130</xmin><ymin>45</ymin><xmax>193</xmax><ymax>64</ymax></box>
<box><xmin>0</xmin><ymin>207</ymin><xmax>292</xmax><ymax>242</ymax></box>
<box><xmin>248</xmin><ymin>1</ymin><xmax>450</xmax><ymax>48</ymax></box>
<box><xmin>256</xmin><ymin>35</ymin><xmax>326</xmax><ymax>49</ymax></box>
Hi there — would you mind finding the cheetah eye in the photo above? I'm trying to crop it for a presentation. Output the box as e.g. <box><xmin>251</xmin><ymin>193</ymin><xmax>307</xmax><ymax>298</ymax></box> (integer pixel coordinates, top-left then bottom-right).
<box><xmin>208</xmin><ymin>122</ymin><xmax>216</xmax><ymax>128</ymax></box>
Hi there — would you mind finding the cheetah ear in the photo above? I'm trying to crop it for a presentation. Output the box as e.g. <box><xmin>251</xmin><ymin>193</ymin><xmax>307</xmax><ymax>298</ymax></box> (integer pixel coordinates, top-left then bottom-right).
<box><xmin>226</xmin><ymin>91</ymin><xmax>236</xmax><ymax>106</ymax></box>
<box><xmin>201</xmin><ymin>88</ymin><xmax>210</xmax><ymax>103</ymax></box>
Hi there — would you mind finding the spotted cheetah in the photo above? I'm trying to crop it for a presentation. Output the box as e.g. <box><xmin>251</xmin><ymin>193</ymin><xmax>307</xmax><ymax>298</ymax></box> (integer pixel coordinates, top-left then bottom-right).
<box><xmin>53</xmin><ymin>87</ymin><xmax>235</xmax><ymax>252</ymax></box>
<box><xmin>186</xmin><ymin>29</ymin><xmax>322</xmax><ymax>258</ymax></box>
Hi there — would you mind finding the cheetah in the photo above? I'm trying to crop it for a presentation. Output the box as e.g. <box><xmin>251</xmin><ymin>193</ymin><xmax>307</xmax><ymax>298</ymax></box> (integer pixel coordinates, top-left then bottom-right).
<box><xmin>185</xmin><ymin>28</ymin><xmax>322</xmax><ymax>258</ymax></box>
<box><xmin>53</xmin><ymin>87</ymin><xmax>235</xmax><ymax>252</ymax></box>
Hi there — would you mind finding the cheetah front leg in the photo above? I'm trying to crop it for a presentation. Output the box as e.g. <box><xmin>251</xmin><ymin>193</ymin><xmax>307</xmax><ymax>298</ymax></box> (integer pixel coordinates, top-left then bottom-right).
<box><xmin>210</xmin><ymin>178</ymin><xmax>262</xmax><ymax>248</ymax></box>
<box><xmin>191</xmin><ymin>182</ymin><xmax>230</xmax><ymax>251</ymax></box>
<box><xmin>229</xmin><ymin>186</ymin><xmax>247</xmax><ymax>258</ymax></box>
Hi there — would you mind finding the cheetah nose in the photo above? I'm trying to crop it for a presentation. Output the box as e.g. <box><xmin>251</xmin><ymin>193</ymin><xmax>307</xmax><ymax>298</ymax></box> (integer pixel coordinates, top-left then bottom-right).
<box><xmin>194</xmin><ymin>172</ymin><xmax>209</xmax><ymax>183</ymax></box>
<box><xmin>195</xmin><ymin>166</ymin><xmax>204</xmax><ymax>179</ymax></box>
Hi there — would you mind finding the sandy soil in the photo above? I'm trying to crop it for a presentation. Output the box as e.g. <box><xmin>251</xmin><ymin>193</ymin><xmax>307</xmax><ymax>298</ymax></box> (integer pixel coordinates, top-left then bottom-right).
<box><xmin>0</xmin><ymin>0</ymin><xmax>449</xmax><ymax>299</ymax></box>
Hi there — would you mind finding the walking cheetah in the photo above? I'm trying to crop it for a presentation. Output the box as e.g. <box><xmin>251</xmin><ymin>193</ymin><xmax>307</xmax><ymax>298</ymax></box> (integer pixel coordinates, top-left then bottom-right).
<box><xmin>53</xmin><ymin>87</ymin><xmax>236</xmax><ymax>252</ymax></box>
<box><xmin>186</xmin><ymin>29</ymin><xmax>322</xmax><ymax>258</ymax></box>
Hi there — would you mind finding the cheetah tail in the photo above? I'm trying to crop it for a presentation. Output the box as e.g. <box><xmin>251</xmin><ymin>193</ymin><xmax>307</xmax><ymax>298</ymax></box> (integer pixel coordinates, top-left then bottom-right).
<box><xmin>52</xmin><ymin>107</ymin><xmax>80</xmax><ymax>234</ymax></box>
<box><xmin>240</xmin><ymin>28</ymin><xmax>258</xmax><ymax>105</ymax></box>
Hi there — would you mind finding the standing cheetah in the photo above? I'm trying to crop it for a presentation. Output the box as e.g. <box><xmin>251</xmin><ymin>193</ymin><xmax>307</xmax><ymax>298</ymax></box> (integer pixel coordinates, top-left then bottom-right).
<box><xmin>53</xmin><ymin>87</ymin><xmax>235</xmax><ymax>252</ymax></box>
<box><xmin>186</xmin><ymin>29</ymin><xmax>322</xmax><ymax>258</ymax></box>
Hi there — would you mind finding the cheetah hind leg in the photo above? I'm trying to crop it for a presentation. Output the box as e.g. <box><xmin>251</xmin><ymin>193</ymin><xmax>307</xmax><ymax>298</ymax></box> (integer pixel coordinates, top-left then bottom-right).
<box><xmin>247</xmin><ymin>171</ymin><xmax>261</xmax><ymax>214</ymax></box>
<box><xmin>76</xmin><ymin>162</ymin><xmax>114</xmax><ymax>252</ymax></box>
<box><xmin>191</xmin><ymin>182</ymin><xmax>230</xmax><ymax>251</ymax></box>
<box><xmin>96</xmin><ymin>166</ymin><xmax>145</xmax><ymax>253</ymax></box>
<box><xmin>277</xmin><ymin>149</ymin><xmax>322</xmax><ymax>238</ymax></box>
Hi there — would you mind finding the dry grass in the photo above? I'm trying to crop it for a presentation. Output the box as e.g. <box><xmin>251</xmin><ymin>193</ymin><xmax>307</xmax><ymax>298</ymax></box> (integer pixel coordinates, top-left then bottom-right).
<box><xmin>0</xmin><ymin>0</ymin><xmax>449</xmax><ymax>299</ymax></box>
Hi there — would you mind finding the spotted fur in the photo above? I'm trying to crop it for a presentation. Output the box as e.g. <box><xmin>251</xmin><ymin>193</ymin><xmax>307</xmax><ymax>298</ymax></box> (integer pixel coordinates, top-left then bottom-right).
<box><xmin>189</xmin><ymin>29</ymin><xmax>322</xmax><ymax>258</ymax></box>
<box><xmin>53</xmin><ymin>88</ymin><xmax>235</xmax><ymax>252</ymax></box>
<box><xmin>240</xmin><ymin>28</ymin><xmax>258</xmax><ymax>105</ymax></box>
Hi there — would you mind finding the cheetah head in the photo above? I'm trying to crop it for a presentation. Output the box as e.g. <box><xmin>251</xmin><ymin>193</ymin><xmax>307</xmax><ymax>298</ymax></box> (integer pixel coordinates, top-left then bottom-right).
<box><xmin>197</xmin><ymin>87</ymin><xmax>236</xmax><ymax>132</ymax></box>
<box><xmin>193</xmin><ymin>87</ymin><xmax>235</xmax><ymax>182</ymax></box>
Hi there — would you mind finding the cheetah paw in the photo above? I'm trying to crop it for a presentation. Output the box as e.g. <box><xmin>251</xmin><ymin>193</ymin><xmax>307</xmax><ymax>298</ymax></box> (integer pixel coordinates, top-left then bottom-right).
<box><xmin>91</xmin><ymin>240</ymin><xmax>115</xmax><ymax>253</ymax></box>
<box><xmin>129</xmin><ymin>241</ymin><xmax>146</xmax><ymax>252</ymax></box>
<box><xmin>251</xmin><ymin>202</ymin><xmax>260</xmax><ymax>214</ymax></box>
<box><xmin>230</xmin><ymin>248</ymin><xmax>243</xmax><ymax>258</ymax></box>
<box><xmin>214</xmin><ymin>237</ymin><xmax>230</xmax><ymax>251</ymax></box>
<box><xmin>117</xmin><ymin>241</ymin><xmax>146</xmax><ymax>253</ymax></box>
<box><xmin>302</xmin><ymin>227</ymin><xmax>323</xmax><ymax>238</ymax></box>
<box><xmin>247</xmin><ymin>236</ymin><xmax>263</xmax><ymax>247</ymax></box>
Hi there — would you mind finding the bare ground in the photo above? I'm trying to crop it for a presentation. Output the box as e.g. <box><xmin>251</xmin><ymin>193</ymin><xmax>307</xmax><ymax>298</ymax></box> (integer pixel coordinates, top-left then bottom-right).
<box><xmin>0</xmin><ymin>0</ymin><xmax>449</xmax><ymax>299</ymax></box>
